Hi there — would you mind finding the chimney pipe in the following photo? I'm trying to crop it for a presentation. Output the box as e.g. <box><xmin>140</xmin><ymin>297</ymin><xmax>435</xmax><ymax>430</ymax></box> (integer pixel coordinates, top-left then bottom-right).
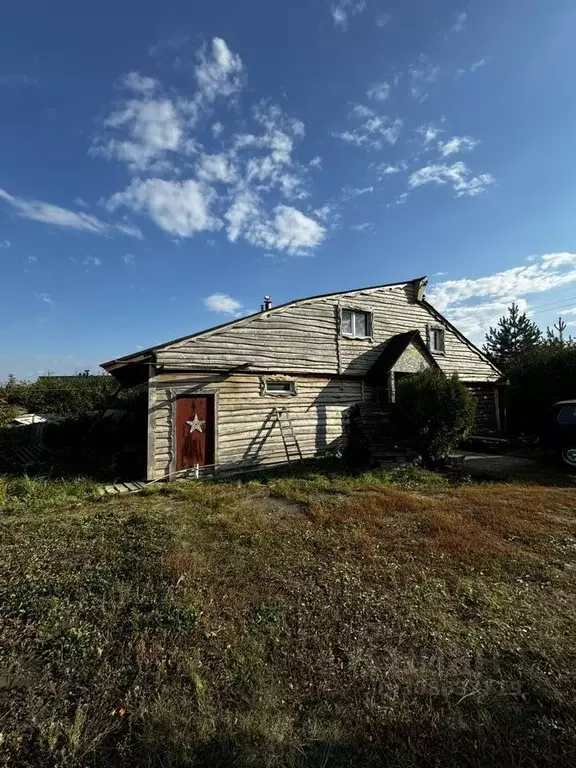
<box><xmin>262</xmin><ymin>296</ymin><xmax>272</xmax><ymax>312</ymax></box>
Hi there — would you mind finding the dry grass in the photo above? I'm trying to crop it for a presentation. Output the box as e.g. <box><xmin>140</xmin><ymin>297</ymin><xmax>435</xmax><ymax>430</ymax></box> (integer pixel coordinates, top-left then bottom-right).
<box><xmin>1</xmin><ymin>467</ymin><xmax>576</xmax><ymax>766</ymax></box>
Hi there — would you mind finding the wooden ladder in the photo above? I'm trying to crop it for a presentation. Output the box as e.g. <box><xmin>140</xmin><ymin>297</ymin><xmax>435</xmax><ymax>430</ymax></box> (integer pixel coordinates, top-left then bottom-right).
<box><xmin>273</xmin><ymin>408</ymin><xmax>303</xmax><ymax>464</ymax></box>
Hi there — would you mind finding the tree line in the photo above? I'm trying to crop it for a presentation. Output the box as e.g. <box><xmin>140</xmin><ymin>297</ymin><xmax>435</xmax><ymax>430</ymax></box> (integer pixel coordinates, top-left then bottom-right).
<box><xmin>483</xmin><ymin>304</ymin><xmax>576</xmax><ymax>434</ymax></box>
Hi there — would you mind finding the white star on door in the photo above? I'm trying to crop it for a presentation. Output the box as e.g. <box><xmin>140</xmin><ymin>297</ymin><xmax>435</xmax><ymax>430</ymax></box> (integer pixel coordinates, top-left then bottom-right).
<box><xmin>186</xmin><ymin>414</ymin><xmax>205</xmax><ymax>434</ymax></box>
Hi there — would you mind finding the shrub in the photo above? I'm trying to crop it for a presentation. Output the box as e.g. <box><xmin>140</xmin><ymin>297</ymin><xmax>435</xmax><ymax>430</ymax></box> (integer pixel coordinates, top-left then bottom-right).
<box><xmin>506</xmin><ymin>345</ymin><xmax>576</xmax><ymax>435</ymax></box>
<box><xmin>394</xmin><ymin>370</ymin><xmax>477</xmax><ymax>463</ymax></box>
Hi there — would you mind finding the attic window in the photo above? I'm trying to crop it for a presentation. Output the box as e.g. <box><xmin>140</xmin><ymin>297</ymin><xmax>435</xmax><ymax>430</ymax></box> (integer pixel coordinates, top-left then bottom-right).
<box><xmin>341</xmin><ymin>309</ymin><xmax>372</xmax><ymax>339</ymax></box>
<box><xmin>262</xmin><ymin>378</ymin><xmax>297</xmax><ymax>396</ymax></box>
<box><xmin>429</xmin><ymin>326</ymin><xmax>445</xmax><ymax>353</ymax></box>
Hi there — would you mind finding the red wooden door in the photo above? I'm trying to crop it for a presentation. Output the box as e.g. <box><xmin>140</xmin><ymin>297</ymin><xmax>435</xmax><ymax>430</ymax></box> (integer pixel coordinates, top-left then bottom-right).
<box><xmin>175</xmin><ymin>396</ymin><xmax>215</xmax><ymax>470</ymax></box>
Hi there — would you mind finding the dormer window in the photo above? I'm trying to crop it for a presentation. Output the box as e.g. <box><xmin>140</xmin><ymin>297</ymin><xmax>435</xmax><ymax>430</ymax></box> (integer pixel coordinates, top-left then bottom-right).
<box><xmin>341</xmin><ymin>309</ymin><xmax>372</xmax><ymax>339</ymax></box>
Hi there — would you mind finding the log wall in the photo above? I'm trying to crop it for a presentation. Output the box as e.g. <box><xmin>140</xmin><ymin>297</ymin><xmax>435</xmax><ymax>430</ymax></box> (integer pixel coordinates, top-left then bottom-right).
<box><xmin>149</xmin><ymin>372</ymin><xmax>375</xmax><ymax>479</ymax></box>
<box><xmin>155</xmin><ymin>283</ymin><xmax>500</xmax><ymax>382</ymax></box>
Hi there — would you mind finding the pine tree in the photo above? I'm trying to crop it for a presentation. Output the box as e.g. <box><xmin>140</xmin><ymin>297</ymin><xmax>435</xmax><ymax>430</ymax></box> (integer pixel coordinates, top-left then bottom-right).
<box><xmin>545</xmin><ymin>317</ymin><xmax>574</xmax><ymax>347</ymax></box>
<box><xmin>484</xmin><ymin>303</ymin><xmax>542</xmax><ymax>370</ymax></box>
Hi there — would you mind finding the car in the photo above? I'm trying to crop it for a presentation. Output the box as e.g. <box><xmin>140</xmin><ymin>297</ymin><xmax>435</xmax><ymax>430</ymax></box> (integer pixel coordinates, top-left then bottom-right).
<box><xmin>543</xmin><ymin>400</ymin><xmax>576</xmax><ymax>468</ymax></box>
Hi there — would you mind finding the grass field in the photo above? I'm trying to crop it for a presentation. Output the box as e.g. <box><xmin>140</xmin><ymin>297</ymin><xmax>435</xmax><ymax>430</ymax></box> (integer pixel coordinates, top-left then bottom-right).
<box><xmin>1</xmin><ymin>463</ymin><xmax>576</xmax><ymax>766</ymax></box>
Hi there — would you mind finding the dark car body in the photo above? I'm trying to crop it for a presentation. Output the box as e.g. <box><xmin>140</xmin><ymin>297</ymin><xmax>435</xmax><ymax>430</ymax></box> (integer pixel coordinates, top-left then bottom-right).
<box><xmin>542</xmin><ymin>400</ymin><xmax>576</xmax><ymax>467</ymax></box>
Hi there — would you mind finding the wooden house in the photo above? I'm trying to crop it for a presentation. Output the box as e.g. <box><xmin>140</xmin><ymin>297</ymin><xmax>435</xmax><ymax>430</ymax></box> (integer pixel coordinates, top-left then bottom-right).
<box><xmin>101</xmin><ymin>277</ymin><xmax>504</xmax><ymax>480</ymax></box>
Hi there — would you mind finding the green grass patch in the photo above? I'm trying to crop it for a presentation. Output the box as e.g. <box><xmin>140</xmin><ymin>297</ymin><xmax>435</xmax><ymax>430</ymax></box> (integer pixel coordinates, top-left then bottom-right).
<box><xmin>1</xmin><ymin>468</ymin><xmax>576</xmax><ymax>766</ymax></box>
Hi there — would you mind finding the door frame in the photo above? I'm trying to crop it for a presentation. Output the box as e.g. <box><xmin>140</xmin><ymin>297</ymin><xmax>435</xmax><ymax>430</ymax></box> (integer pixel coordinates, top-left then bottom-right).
<box><xmin>167</xmin><ymin>387</ymin><xmax>219</xmax><ymax>476</ymax></box>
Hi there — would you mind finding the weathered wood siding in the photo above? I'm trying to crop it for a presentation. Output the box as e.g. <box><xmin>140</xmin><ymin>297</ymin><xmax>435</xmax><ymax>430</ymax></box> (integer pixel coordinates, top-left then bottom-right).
<box><xmin>149</xmin><ymin>372</ymin><xmax>373</xmax><ymax>479</ymax></box>
<box><xmin>391</xmin><ymin>342</ymin><xmax>430</xmax><ymax>374</ymax></box>
<box><xmin>467</xmin><ymin>384</ymin><xmax>499</xmax><ymax>432</ymax></box>
<box><xmin>155</xmin><ymin>283</ymin><xmax>499</xmax><ymax>382</ymax></box>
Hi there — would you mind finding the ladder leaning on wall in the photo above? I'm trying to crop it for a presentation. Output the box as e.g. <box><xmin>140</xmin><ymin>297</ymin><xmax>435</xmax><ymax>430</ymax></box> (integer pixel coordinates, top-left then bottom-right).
<box><xmin>272</xmin><ymin>407</ymin><xmax>303</xmax><ymax>464</ymax></box>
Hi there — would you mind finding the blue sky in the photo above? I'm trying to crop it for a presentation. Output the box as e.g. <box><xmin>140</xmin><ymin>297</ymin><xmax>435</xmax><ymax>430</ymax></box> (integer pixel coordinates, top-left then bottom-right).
<box><xmin>2</xmin><ymin>0</ymin><xmax>576</xmax><ymax>378</ymax></box>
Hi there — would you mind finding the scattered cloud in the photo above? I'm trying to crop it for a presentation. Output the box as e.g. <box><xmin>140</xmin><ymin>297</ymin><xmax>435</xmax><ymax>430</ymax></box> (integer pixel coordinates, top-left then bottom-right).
<box><xmin>26</xmin><ymin>255</ymin><xmax>38</xmax><ymax>263</ymax></box>
<box><xmin>107</xmin><ymin>178</ymin><xmax>220</xmax><ymax>238</ymax></box>
<box><xmin>439</xmin><ymin>136</ymin><xmax>479</xmax><ymax>157</ymax></box>
<box><xmin>428</xmin><ymin>253</ymin><xmax>576</xmax><ymax>339</ymax></box>
<box><xmin>342</xmin><ymin>185</ymin><xmax>374</xmax><ymax>200</ymax></box>
<box><xmin>331</xmin><ymin>0</ymin><xmax>366</xmax><ymax>31</ymax></box>
<box><xmin>0</xmin><ymin>187</ymin><xmax>140</xmax><ymax>238</ymax></box>
<box><xmin>377</xmin><ymin>162</ymin><xmax>406</xmax><ymax>177</ymax></box>
<box><xmin>123</xmin><ymin>253</ymin><xmax>136</xmax><ymax>265</ymax></box>
<box><xmin>93</xmin><ymin>37</ymin><xmax>245</xmax><ymax>173</ymax></box>
<box><xmin>351</xmin><ymin>221</ymin><xmax>373</xmax><ymax>232</ymax></box>
<box><xmin>84</xmin><ymin>256</ymin><xmax>102</xmax><ymax>267</ymax></box>
<box><xmin>0</xmin><ymin>239</ymin><xmax>11</xmax><ymax>249</ymax></box>
<box><xmin>456</xmin><ymin>58</ymin><xmax>487</xmax><ymax>78</ymax></box>
<box><xmin>366</xmin><ymin>81</ymin><xmax>390</xmax><ymax>102</ymax></box>
<box><xmin>96</xmin><ymin>39</ymin><xmax>325</xmax><ymax>256</ymax></box>
<box><xmin>211</xmin><ymin>121</ymin><xmax>224</xmax><ymax>138</ymax></box>
<box><xmin>334</xmin><ymin>104</ymin><xmax>402</xmax><ymax>150</ymax></box>
<box><xmin>0</xmin><ymin>187</ymin><xmax>109</xmax><ymax>234</ymax></box>
<box><xmin>204</xmin><ymin>292</ymin><xmax>242</xmax><ymax>314</ymax></box>
<box><xmin>195</xmin><ymin>37</ymin><xmax>245</xmax><ymax>104</ymax></box>
<box><xmin>74</xmin><ymin>197</ymin><xmax>89</xmax><ymax>208</ymax></box>
<box><xmin>451</xmin><ymin>12</ymin><xmax>467</xmax><ymax>33</ymax></box>
<box><xmin>416</xmin><ymin>122</ymin><xmax>443</xmax><ymax>145</ymax></box>
<box><xmin>409</xmin><ymin>162</ymin><xmax>495</xmax><ymax>197</ymax></box>
<box><xmin>375</xmin><ymin>13</ymin><xmax>390</xmax><ymax>28</ymax></box>
<box><xmin>115</xmin><ymin>221</ymin><xmax>143</xmax><ymax>239</ymax></box>
<box><xmin>36</xmin><ymin>293</ymin><xmax>55</xmax><ymax>305</ymax></box>
<box><xmin>225</xmin><ymin>197</ymin><xmax>326</xmax><ymax>254</ymax></box>
<box><xmin>408</xmin><ymin>56</ymin><xmax>439</xmax><ymax>100</ymax></box>
<box><xmin>0</xmin><ymin>74</ymin><xmax>38</xmax><ymax>88</ymax></box>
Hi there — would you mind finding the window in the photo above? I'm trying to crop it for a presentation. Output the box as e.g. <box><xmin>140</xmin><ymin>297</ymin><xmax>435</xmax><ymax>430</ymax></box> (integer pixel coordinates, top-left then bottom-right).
<box><xmin>429</xmin><ymin>326</ymin><xmax>445</xmax><ymax>353</ymax></box>
<box><xmin>262</xmin><ymin>378</ymin><xmax>297</xmax><ymax>396</ymax></box>
<box><xmin>557</xmin><ymin>406</ymin><xmax>576</xmax><ymax>425</ymax></box>
<box><xmin>341</xmin><ymin>309</ymin><xmax>372</xmax><ymax>338</ymax></box>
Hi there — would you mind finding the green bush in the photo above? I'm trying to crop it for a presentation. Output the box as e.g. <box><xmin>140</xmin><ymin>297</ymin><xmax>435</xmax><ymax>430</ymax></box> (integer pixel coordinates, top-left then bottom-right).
<box><xmin>0</xmin><ymin>375</ymin><xmax>145</xmax><ymax>417</ymax></box>
<box><xmin>394</xmin><ymin>370</ymin><xmax>477</xmax><ymax>463</ymax></box>
<box><xmin>506</xmin><ymin>345</ymin><xmax>576</xmax><ymax>434</ymax></box>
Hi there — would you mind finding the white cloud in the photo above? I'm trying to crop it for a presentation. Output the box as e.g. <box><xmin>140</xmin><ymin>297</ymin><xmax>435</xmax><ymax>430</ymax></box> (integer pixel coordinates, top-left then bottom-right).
<box><xmin>225</xmin><ymin>195</ymin><xmax>325</xmax><ymax>255</ymax></box>
<box><xmin>451</xmin><ymin>12</ymin><xmax>467</xmax><ymax>33</ymax></box>
<box><xmin>439</xmin><ymin>136</ymin><xmax>479</xmax><ymax>157</ymax></box>
<box><xmin>97</xmin><ymin>40</ymin><xmax>324</xmax><ymax>256</ymax></box>
<box><xmin>366</xmin><ymin>81</ymin><xmax>391</xmax><ymax>102</ymax></box>
<box><xmin>375</xmin><ymin>13</ymin><xmax>390</xmax><ymax>28</ymax></box>
<box><xmin>195</xmin><ymin>37</ymin><xmax>245</xmax><ymax>104</ymax></box>
<box><xmin>331</xmin><ymin>0</ymin><xmax>366</xmax><ymax>30</ymax></box>
<box><xmin>94</xmin><ymin>38</ymin><xmax>245</xmax><ymax>173</ymax></box>
<box><xmin>429</xmin><ymin>254</ymin><xmax>576</xmax><ymax>311</ymax></box>
<box><xmin>334</xmin><ymin>104</ymin><xmax>402</xmax><ymax>150</ymax></box>
<box><xmin>409</xmin><ymin>57</ymin><xmax>439</xmax><ymax>99</ymax></box>
<box><xmin>351</xmin><ymin>221</ymin><xmax>373</xmax><ymax>232</ymax></box>
<box><xmin>456</xmin><ymin>58</ymin><xmax>487</xmax><ymax>78</ymax></box>
<box><xmin>84</xmin><ymin>256</ymin><xmax>102</xmax><ymax>267</ymax></box>
<box><xmin>0</xmin><ymin>239</ymin><xmax>11</xmax><ymax>248</ymax></box>
<box><xmin>204</xmin><ymin>292</ymin><xmax>242</xmax><ymax>314</ymax></box>
<box><xmin>378</xmin><ymin>162</ymin><xmax>406</xmax><ymax>177</ymax></box>
<box><xmin>428</xmin><ymin>254</ymin><xmax>576</xmax><ymax>339</ymax></box>
<box><xmin>96</xmin><ymin>97</ymin><xmax>186</xmax><ymax>172</ymax></box>
<box><xmin>409</xmin><ymin>162</ymin><xmax>495</xmax><ymax>197</ymax></box>
<box><xmin>120</xmin><ymin>72</ymin><xmax>158</xmax><ymax>96</ymax></box>
<box><xmin>36</xmin><ymin>293</ymin><xmax>54</xmax><ymax>305</ymax></box>
<box><xmin>0</xmin><ymin>188</ymin><xmax>111</xmax><ymax>234</ymax></box>
<box><xmin>416</xmin><ymin>122</ymin><xmax>443</xmax><ymax>145</ymax></box>
<box><xmin>123</xmin><ymin>253</ymin><xmax>136</xmax><ymax>265</ymax></box>
<box><xmin>342</xmin><ymin>185</ymin><xmax>374</xmax><ymax>199</ymax></box>
<box><xmin>313</xmin><ymin>203</ymin><xmax>337</xmax><ymax>222</ymax></box>
<box><xmin>107</xmin><ymin>178</ymin><xmax>220</xmax><ymax>237</ymax></box>
<box><xmin>26</xmin><ymin>255</ymin><xmax>38</xmax><ymax>263</ymax></box>
<box><xmin>211</xmin><ymin>121</ymin><xmax>224</xmax><ymax>138</ymax></box>
<box><xmin>197</xmin><ymin>153</ymin><xmax>238</xmax><ymax>184</ymax></box>
<box><xmin>115</xmin><ymin>221</ymin><xmax>143</xmax><ymax>239</ymax></box>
